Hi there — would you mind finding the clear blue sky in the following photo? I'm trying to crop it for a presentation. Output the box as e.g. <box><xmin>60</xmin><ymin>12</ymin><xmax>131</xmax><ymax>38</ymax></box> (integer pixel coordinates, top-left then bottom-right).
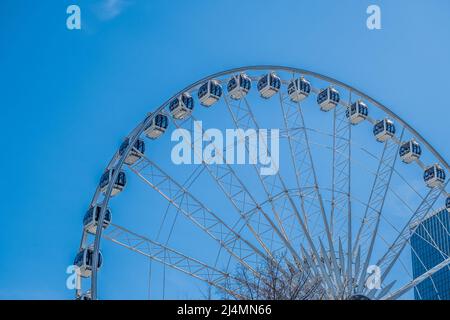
<box><xmin>0</xmin><ymin>0</ymin><xmax>449</xmax><ymax>299</ymax></box>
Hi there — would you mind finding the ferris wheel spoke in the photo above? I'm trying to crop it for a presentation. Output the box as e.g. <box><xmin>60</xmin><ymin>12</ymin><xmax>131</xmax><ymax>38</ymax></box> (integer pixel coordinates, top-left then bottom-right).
<box><xmin>281</xmin><ymin>121</ymin><xmax>432</xmax><ymax>293</ymax></box>
<box><xmin>374</xmin><ymin>280</ymin><xmax>397</xmax><ymax>300</ymax></box>
<box><xmin>379</xmin><ymin>256</ymin><xmax>450</xmax><ymax>300</ymax></box>
<box><xmin>277</xmin><ymin>90</ymin><xmax>345</xmax><ymax>293</ymax></box>
<box><xmin>374</xmin><ymin>181</ymin><xmax>448</xmax><ymax>287</ymax></box>
<box><xmin>103</xmin><ymin>223</ymin><xmax>246</xmax><ymax>299</ymax></box>
<box><xmin>128</xmin><ymin>155</ymin><xmax>266</xmax><ymax>277</ymax></box>
<box><xmin>276</xmin><ymin>94</ymin><xmax>330</xmax><ymax>244</ymax></box>
<box><xmin>299</xmin><ymin>245</ymin><xmax>336</xmax><ymax>298</ymax></box>
<box><xmin>378</xmin><ymin>204</ymin><xmax>450</xmax><ymax>298</ymax></box>
<box><xmin>224</xmin><ymin>92</ymin><xmax>331</xmax><ymax>286</ymax></box>
<box><xmin>283</xmin><ymin>124</ymin><xmax>426</xmax><ymax>214</ymax></box>
<box><xmin>364</xmin><ymin>220</ymin><xmax>425</xmax><ymax>299</ymax></box>
<box><xmin>278</xmin><ymin>93</ymin><xmax>313</xmax><ymax>230</ymax></box>
<box><xmin>331</xmin><ymin>92</ymin><xmax>353</xmax><ymax>295</ymax></box>
<box><xmin>353</xmin><ymin>129</ymin><xmax>404</xmax><ymax>292</ymax></box>
<box><xmin>294</xmin><ymin>84</ymin><xmax>346</xmax><ymax>294</ymax></box>
<box><xmin>330</xmin><ymin>97</ymin><xmax>352</xmax><ymax>243</ymax></box>
<box><xmin>169</xmin><ymin>109</ymin><xmax>326</xmax><ymax>292</ymax></box>
<box><xmin>366</xmin><ymin>223</ymin><xmax>447</xmax><ymax>299</ymax></box>
<box><xmin>228</xmin><ymin>89</ymin><xmax>346</xmax><ymax>295</ymax></box>
<box><xmin>222</xmin><ymin>94</ymin><xmax>306</xmax><ymax>264</ymax></box>
<box><xmin>278</xmin><ymin>93</ymin><xmax>330</xmax><ymax>238</ymax></box>
<box><xmin>170</xmin><ymin>114</ymin><xmax>287</xmax><ymax>262</ymax></box>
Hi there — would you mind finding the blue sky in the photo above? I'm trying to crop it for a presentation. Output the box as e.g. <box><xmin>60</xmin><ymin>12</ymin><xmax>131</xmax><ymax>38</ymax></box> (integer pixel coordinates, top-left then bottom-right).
<box><xmin>0</xmin><ymin>0</ymin><xmax>449</xmax><ymax>299</ymax></box>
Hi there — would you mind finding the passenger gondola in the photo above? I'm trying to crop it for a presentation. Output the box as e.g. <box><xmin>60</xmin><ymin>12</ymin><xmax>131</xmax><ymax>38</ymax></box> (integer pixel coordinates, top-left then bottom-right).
<box><xmin>99</xmin><ymin>169</ymin><xmax>126</xmax><ymax>196</ymax></box>
<box><xmin>373</xmin><ymin>118</ymin><xmax>396</xmax><ymax>142</ymax></box>
<box><xmin>227</xmin><ymin>73</ymin><xmax>251</xmax><ymax>100</ymax></box>
<box><xmin>198</xmin><ymin>80</ymin><xmax>222</xmax><ymax>107</ymax></box>
<box><xmin>73</xmin><ymin>247</ymin><xmax>103</xmax><ymax>278</ymax></box>
<box><xmin>169</xmin><ymin>92</ymin><xmax>194</xmax><ymax>119</ymax></box>
<box><xmin>119</xmin><ymin>137</ymin><xmax>145</xmax><ymax>165</ymax></box>
<box><xmin>424</xmin><ymin>164</ymin><xmax>446</xmax><ymax>188</ymax></box>
<box><xmin>257</xmin><ymin>72</ymin><xmax>281</xmax><ymax>99</ymax></box>
<box><xmin>144</xmin><ymin>113</ymin><xmax>168</xmax><ymax>139</ymax></box>
<box><xmin>76</xmin><ymin>292</ymin><xmax>92</xmax><ymax>300</ymax></box>
<box><xmin>399</xmin><ymin>140</ymin><xmax>421</xmax><ymax>164</ymax></box>
<box><xmin>83</xmin><ymin>205</ymin><xmax>112</xmax><ymax>234</ymax></box>
<box><xmin>346</xmin><ymin>100</ymin><xmax>368</xmax><ymax>124</ymax></box>
<box><xmin>317</xmin><ymin>87</ymin><xmax>340</xmax><ymax>111</ymax></box>
<box><xmin>287</xmin><ymin>77</ymin><xmax>311</xmax><ymax>102</ymax></box>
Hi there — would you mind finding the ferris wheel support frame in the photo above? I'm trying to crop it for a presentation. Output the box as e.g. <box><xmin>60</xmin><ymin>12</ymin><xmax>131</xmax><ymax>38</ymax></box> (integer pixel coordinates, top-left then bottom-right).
<box><xmin>83</xmin><ymin>66</ymin><xmax>449</xmax><ymax>300</ymax></box>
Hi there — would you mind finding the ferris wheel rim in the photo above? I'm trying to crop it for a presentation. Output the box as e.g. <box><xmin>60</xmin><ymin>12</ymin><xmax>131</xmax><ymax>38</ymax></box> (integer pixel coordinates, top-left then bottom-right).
<box><xmin>118</xmin><ymin>65</ymin><xmax>448</xmax><ymax>172</ymax></box>
<box><xmin>143</xmin><ymin>64</ymin><xmax>448</xmax><ymax>171</ymax></box>
<box><xmin>80</xmin><ymin>65</ymin><xmax>449</xmax><ymax>300</ymax></box>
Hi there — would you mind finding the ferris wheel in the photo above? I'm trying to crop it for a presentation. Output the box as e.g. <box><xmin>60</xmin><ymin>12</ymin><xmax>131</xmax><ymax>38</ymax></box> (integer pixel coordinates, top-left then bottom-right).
<box><xmin>74</xmin><ymin>66</ymin><xmax>450</xmax><ymax>300</ymax></box>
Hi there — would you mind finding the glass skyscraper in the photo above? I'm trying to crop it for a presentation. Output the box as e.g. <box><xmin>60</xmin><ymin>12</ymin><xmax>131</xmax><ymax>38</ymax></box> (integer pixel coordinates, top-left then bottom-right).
<box><xmin>410</xmin><ymin>208</ymin><xmax>450</xmax><ymax>300</ymax></box>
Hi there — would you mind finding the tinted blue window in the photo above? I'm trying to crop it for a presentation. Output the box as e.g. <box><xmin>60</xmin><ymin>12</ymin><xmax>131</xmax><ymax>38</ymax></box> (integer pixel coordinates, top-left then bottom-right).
<box><xmin>155</xmin><ymin>114</ymin><xmax>168</xmax><ymax>128</ymax></box>
<box><xmin>258</xmin><ymin>75</ymin><xmax>268</xmax><ymax>90</ymax></box>
<box><xmin>184</xmin><ymin>95</ymin><xmax>193</xmax><ymax>109</ymax></box>
<box><xmin>228</xmin><ymin>78</ymin><xmax>237</xmax><ymax>91</ymax></box>
<box><xmin>74</xmin><ymin>252</ymin><xmax>84</xmax><ymax>266</ymax></box>
<box><xmin>100</xmin><ymin>171</ymin><xmax>110</xmax><ymax>188</ymax></box>
<box><xmin>301</xmin><ymin>81</ymin><xmax>310</xmax><ymax>93</ymax></box>
<box><xmin>424</xmin><ymin>168</ymin><xmax>435</xmax><ymax>180</ymax></box>
<box><xmin>83</xmin><ymin>207</ymin><xmax>94</xmax><ymax>225</ymax></box>
<box><xmin>86</xmin><ymin>251</ymin><xmax>92</xmax><ymax>266</ymax></box>
<box><xmin>317</xmin><ymin>89</ymin><xmax>328</xmax><ymax>104</ymax></box>
<box><xmin>387</xmin><ymin>122</ymin><xmax>395</xmax><ymax>134</ymax></box>
<box><xmin>119</xmin><ymin>138</ymin><xmax>129</xmax><ymax>155</ymax></box>
<box><xmin>169</xmin><ymin>98</ymin><xmax>180</xmax><ymax>111</ymax></box>
<box><xmin>438</xmin><ymin>169</ymin><xmax>446</xmax><ymax>180</ymax></box>
<box><xmin>329</xmin><ymin>89</ymin><xmax>340</xmax><ymax>103</ymax></box>
<box><xmin>373</xmin><ymin>121</ymin><xmax>385</xmax><ymax>135</ymax></box>
<box><xmin>198</xmin><ymin>83</ymin><xmax>208</xmax><ymax>98</ymax></box>
<box><xmin>239</xmin><ymin>75</ymin><xmax>250</xmax><ymax>90</ymax></box>
<box><xmin>288</xmin><ymin>81</ymin><xmax>295</xmax><ymax>94</ymax></box>
<box><xmin>117</xmin><ymin>172</ymin><xmax>126</xmax><ymax>186</ymax></box>
<box><xmin>400</xmin><ymin>143</ymin><xmax>410</xmax><ymax>156</ymax></box>
<box><xmin>210</xmin><ymin>83</ymin><xmax>221</xmax><ymax>96</ymax></box>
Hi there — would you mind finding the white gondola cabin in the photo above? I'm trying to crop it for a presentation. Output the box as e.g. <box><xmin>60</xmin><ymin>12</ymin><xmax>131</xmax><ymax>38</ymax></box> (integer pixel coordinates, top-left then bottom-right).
<box><xmin>169</xmin><ymin>92</ymin><xmax>194</xmax><ymax>119</ymax></box>
<box><xmin>144</xmin><ymin>113</ymin><xmax>168</xmax><ymax>139</ymax></box>
<box><xmin>74</xmin><ymin>247</ymin><xmax>103</xmax><ymax>278</ymax></box>
<box><xmin>446</xmin><ymin>196</ymin><xmax>450</xmax><ymax>212</ymax></box>
<box><xmin>399</xmin><ymin>140</ymin><xmax>421</xmax><ymax>164</ymax></box>
<box><xmin>76</xmin><ymin>292</ymin><xmax>92</xmax><ymax>300</ymax></box>
<box><xmin>83</xmin><ymin>205</ymin><xmax>112</xmax><ymax>234</ymax></box>
<box><xmin>287</xmin><ymin>77</ymin><xmax>311</xmax><ymax>102</ymax></box>
<box><xmin>227</xmin><ymin>73</ymin><xmax>251</xmax><ymax>100</ymax></box>
<box><xmin>198</xmin><ymin>80</ymin><xmax>222</xmax><ymax>107</ymax></box>
<box><xmin>346</xmin><ymin>100</ymin><xmax>368</xmax><ymax>124</ymax></box>
<box><xmin>257</xmin><ymin>72</ymin><xmax>281</xmax><ymax>99</ymax></box>
<box><xmin>119</xmin><ymin>138</ymin><xmax>145</xmax><ymax>165</ymax></box>
<box><xmin>99</xmin><ymin>169</ymin><xmax>126</xmax><ymax>196</ymax></box>
<box><xmin>317</xmin><ymin>87</ymin><xmax>340</xmax><ymax>111</ymax></box>
<box><xmin>424</xmin><ymin>164</ymin><xmax>446</xmax><ymax>188</ymax></box>
<box><xmin>373</xmin><ymin>119</ymin><xmax>396</xmax><ymax>142</ymax></box>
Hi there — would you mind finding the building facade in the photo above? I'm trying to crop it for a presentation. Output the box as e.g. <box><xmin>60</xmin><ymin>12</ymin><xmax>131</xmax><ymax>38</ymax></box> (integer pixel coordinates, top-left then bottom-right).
<box><xmin>410</xmin><ymin>208</ymin><xmax>450</xmax><ymax>300</ymax></box>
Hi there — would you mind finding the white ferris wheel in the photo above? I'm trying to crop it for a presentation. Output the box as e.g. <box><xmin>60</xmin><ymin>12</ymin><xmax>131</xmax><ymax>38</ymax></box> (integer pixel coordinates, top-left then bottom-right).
<box><xmin>74</xmin><ymin>66</ymin><xmax>450</xmax><ymax>300</ymax></box>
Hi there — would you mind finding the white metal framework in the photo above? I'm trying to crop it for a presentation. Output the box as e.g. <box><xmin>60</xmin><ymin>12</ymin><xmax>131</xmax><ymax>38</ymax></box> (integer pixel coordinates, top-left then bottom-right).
<box><xmin>75</xmin><ymin>66</ymin><xmax>450</xmax><ymax>300</ymax></box>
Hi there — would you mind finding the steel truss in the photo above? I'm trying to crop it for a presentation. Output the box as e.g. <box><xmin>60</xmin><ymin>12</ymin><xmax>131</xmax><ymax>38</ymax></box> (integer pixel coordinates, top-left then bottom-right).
<box><xmin>77</xmin><ymin>66</ymin><xmax>449</xmax><ymax>300</ymax></box>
